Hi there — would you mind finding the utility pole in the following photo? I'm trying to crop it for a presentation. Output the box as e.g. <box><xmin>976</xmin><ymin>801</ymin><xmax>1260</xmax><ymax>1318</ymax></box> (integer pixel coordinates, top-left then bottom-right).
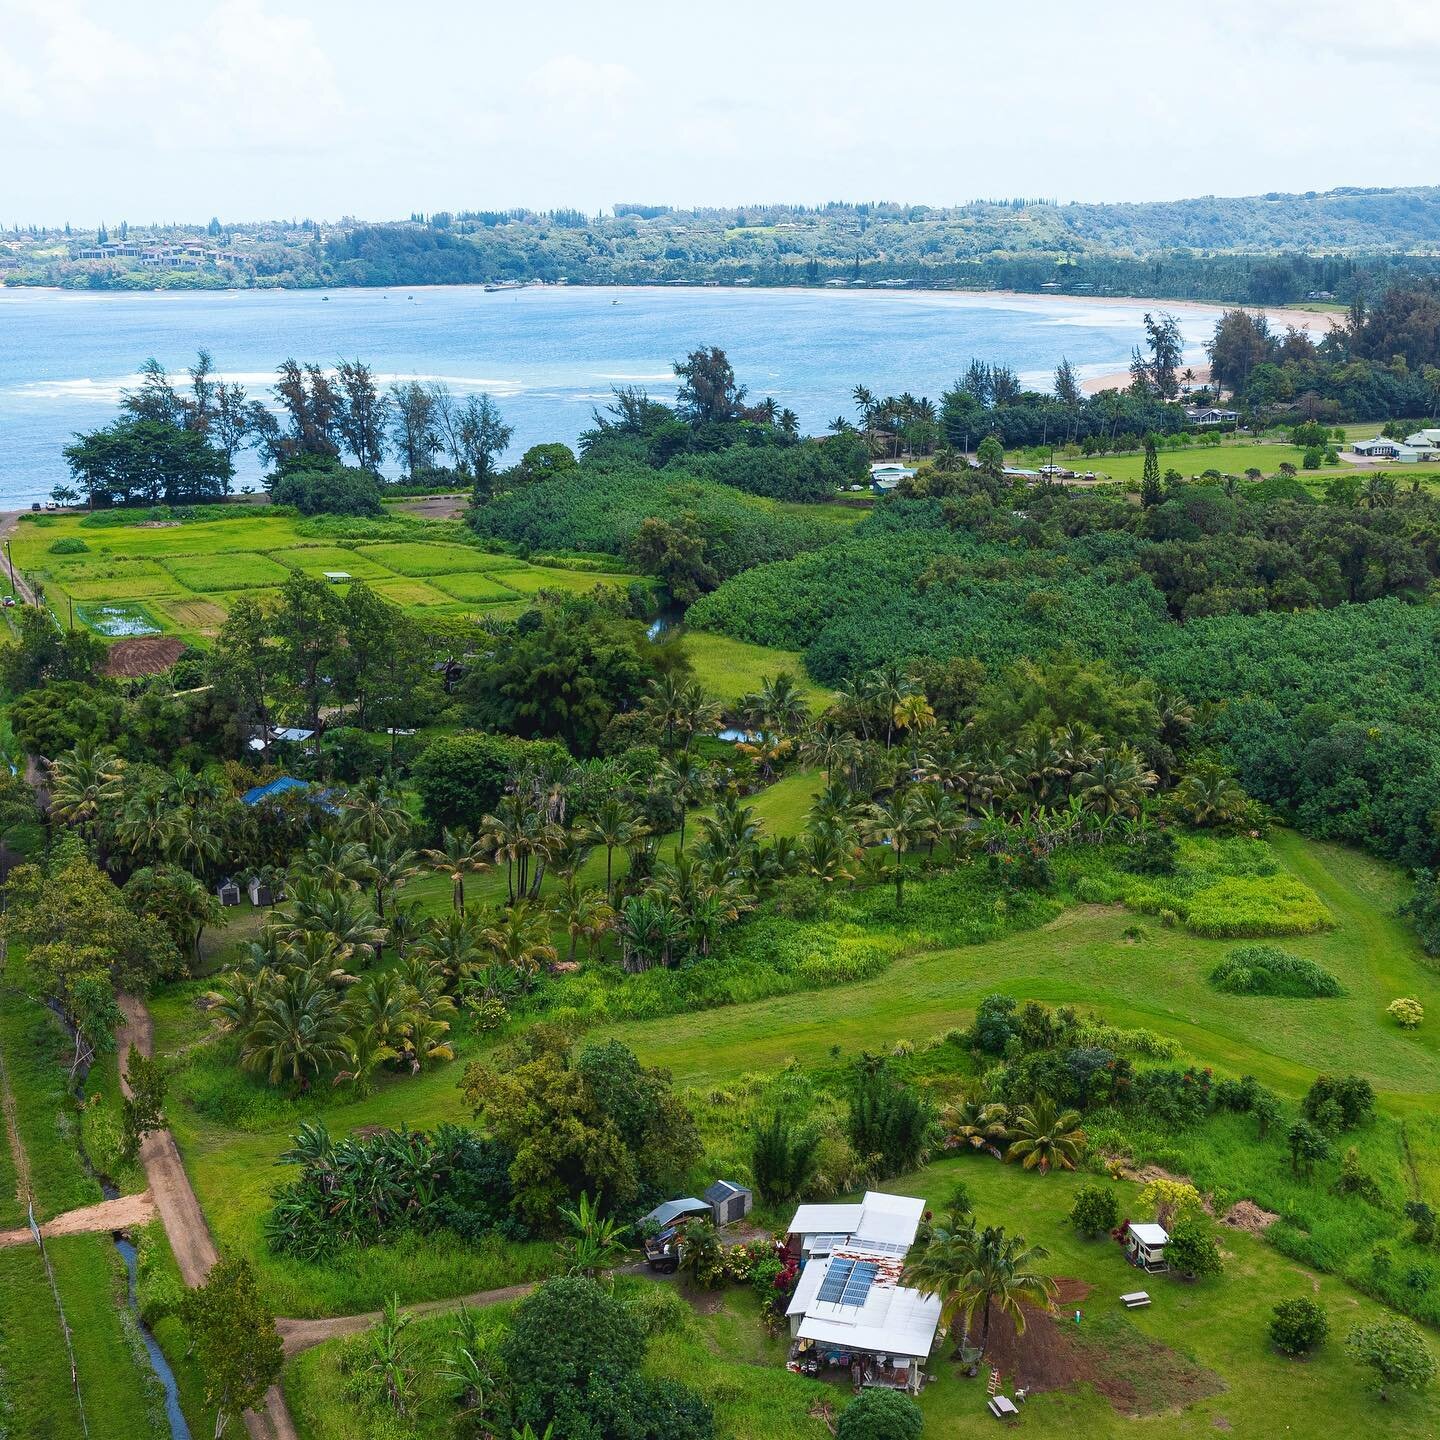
<box><xmin>2</xmin><ymin>540</ymin><xmax>12</xmax><ymax>597</ymax></box>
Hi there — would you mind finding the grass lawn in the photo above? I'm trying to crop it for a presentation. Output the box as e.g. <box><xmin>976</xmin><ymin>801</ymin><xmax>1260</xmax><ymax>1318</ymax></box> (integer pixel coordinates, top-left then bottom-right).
<box><xmin>0</xmin><ymin>1234</ymin><xmax>169</xmax><ymax>1439</ymax></box>
<box><xmin>606</xmin><ymin>831</ymin><xmax>1440</xmax><ymax>1100</ymax></box>
<box><xmin>0</xmin><ymin>951</ymin><xmax>103</xmax><ymax>1221</ymax></box>
<box><xmin>9</xmin><ymin>509</ymin><xmax>646</xmax><ymax>645</ymax></box>
<box><xmin>683</xmin><ymin>629</ymin><xmax>834</xmax><ymax>709</ymax></box>
<box><xmin>1090</xmin><ymin>442</ymin><xmax>1346</xmax><ymax>484</ymax></box>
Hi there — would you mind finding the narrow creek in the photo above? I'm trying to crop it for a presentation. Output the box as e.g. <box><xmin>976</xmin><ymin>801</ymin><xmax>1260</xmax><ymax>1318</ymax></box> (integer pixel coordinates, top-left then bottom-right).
<box><xmin>56</xmin><ymin>999</ymin><xmax>193</xmax><ymax>1440</ymax></box>
<box><xmin>114</xmin><ymin>1231</ymin><xmax>193</xmax><ymax>1440</ymax></box>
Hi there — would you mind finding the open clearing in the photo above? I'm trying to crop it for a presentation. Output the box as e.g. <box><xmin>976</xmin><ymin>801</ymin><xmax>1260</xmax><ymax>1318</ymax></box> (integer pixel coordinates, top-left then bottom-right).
<box><xmin>10</xmin><ymin>509</ymin><xmax>651</xmax><ymax>646</ymax></box>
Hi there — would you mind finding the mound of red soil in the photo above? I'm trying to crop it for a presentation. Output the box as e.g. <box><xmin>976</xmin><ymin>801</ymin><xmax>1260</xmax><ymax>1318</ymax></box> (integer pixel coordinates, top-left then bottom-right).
<box><xmin>104</xmin><ymin>636</ymin><xmax>185</xmax><ymax>677</ymax></box>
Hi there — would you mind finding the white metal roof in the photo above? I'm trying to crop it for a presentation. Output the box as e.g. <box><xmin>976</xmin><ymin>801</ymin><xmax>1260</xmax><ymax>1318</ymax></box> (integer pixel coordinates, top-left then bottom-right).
<box><xmin>854</xmin><ymin>1191</ymin><xmax>925</xmax><ymax>1250</ymax></box>
<box><xmin>788</xmin><ymin>1203</ymin><xmax>863</xmax><ymax>1237</ymax></box>
<box><xmin>786</xmin><ymin>1256</ymin><xmax>829</xmax><ymax>1317</ymax></box>
<box><xmin>1129</xmin><ymin>1223</ymin><xmax>1168</xmax><ymax>1246</ymax></box>
<box><xmin>796</xmin><ymin>1282</ymin><xmax>941</xmax><ymax>1359</ymax></box>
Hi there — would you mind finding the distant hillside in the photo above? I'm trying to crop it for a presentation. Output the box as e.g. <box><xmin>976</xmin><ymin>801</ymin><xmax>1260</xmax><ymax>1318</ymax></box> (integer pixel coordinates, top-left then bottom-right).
<box><xmin>6</xmin><ymin>187</ymin><xmax>1440</xmax><ymax>305</ymax></box>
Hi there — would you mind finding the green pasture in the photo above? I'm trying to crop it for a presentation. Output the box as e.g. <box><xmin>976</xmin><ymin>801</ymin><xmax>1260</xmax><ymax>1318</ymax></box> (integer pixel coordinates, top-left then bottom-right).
<box><xmin>0</xmin><ymin>1235</ymin><xmax>170</xmax><ymax>1440</ymax></box>
<box><xmin>1089</xmin><ymin>441</ymin><xmax>1343</xmax><ymax>484</ymax></box>
<box><xmin>9</xmin><ymin>510</ymin><xmax>648</xmax><ymax>645</ymax></box>
<box><xmin>682</xmin><ymin>630</ymin><xmax>834</xmax><ymax>709</ymax></box>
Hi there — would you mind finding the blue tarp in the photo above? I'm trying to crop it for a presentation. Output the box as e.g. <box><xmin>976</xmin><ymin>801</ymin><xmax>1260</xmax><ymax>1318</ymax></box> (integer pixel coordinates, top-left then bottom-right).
<box><xmin>242</xmin><ymin>776</ymin><xmax>309</xmax><ymax>806</ymax></box>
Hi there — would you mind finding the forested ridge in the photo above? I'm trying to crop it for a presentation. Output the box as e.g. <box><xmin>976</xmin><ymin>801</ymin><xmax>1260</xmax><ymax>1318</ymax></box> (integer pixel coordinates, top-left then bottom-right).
<box><xmin>12</xmin><ymin>186</ymin><xmax>1440</xmax><ymax>305</ymax></box>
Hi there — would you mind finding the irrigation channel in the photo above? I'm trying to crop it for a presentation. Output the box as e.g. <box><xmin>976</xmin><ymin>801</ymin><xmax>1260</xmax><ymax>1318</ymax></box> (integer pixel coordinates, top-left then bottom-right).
<box><xmin>115</xmin><ymin>1229</ymin><xmax>193</xmax><ymax>1440</ymax></box>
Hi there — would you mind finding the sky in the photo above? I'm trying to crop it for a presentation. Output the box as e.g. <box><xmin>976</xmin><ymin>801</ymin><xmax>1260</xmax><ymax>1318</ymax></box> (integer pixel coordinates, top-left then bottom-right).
<box><xmin>4</xmin><ymin>0</ymin><xmax>1440</xmax><ymax>226</ymax></box>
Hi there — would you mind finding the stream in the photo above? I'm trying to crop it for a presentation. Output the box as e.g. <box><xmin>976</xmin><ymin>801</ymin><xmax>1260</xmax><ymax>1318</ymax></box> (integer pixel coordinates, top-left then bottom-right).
<box><xmin>114</xmin><ymin>1232</ymin><xmax>193</xmax><ymax>1440</ymax></box>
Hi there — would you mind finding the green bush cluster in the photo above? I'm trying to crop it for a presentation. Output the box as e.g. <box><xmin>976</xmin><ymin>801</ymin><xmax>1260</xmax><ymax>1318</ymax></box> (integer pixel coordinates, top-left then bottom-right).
<box><xmin>1209</xmin><ymin>945</ymin><xmax>1344</xmax><ymax>997</ymax></box>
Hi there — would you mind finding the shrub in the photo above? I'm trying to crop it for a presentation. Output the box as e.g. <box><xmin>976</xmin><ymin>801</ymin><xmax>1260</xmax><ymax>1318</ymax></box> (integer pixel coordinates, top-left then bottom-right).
<box><xmin>1075</xmin><ymin>875</ymin><xmax>1116</xmax><ymax>904</ymax></box>
<box><xmin>1405</xmin><ymin>1200</ymin><xmax>1437</xmax><ymax>1247</ymax></box>
<box><xmin>1346</xmin><ymin>1317</ymin><xmax>1436</xmax><ymax>1397</ymax></box>
<box><xmin>1334</xmin><ymin>1147</ymin><xmax>1386</xmax><ymax>1206</ymax></box>
<box><xmin>1069</xmin><ymin>1185</ymin><xmax>1120</xmax><ymax>1238</ymax></box>
<box><xmin>270</xmin><ymin>459</ymin><xmax>384</xmax><ymax>517</ymax></box>
<box><xmin>1167</xmin><ymin>1219</ymin><xmax>1223</xmax><ymax>1279</ymax></box>
<box><xmin>1270</xmin><ymin>1297</ymin><xmax>1328</xmax><ymax>1356</ymax></box>
<box><xmin>837</xmin><ymin>1386</ymin><xmax>924</xmax><ymax>1440</ymax></box>
<box><xmin>48</xmin><ymin>537</ymin><xmax>90</xmax><ymax>554</ymax></box>
<box><xmin>1388</xmin><ymin>997</ymin><xmax>1424</xmax><ymax>1029</ymax></box>
<box><xmin>1159</xmin><ymin>908</ymin><xmax>1178</xmax><ymax>928</ymax></box>
<box><xmin>1302</xmin><ymin>1074</ymin><xmax>1375</xmax><ymax>1132</ymax></box>
<box><xmin>750</xmin><ymin>1111</ymin><xmax>821</xmax><ymax>1206</ymax></box>
<box><xmin>1208</xmin><ymin>945</ymin><xmax>1343</xmax><ymax>998</ymax></box>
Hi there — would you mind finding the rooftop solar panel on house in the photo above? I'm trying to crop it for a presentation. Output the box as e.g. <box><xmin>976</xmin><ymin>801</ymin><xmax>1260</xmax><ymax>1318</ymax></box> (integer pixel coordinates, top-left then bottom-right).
<box><xmin>817</xmin><ymin>1258</ymin><xmax>856</xmax><ymax>1304</ymax></box>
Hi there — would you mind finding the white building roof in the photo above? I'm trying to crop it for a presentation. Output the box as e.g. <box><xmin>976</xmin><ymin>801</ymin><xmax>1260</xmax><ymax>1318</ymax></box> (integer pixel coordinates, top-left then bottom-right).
<box><xmin>788</xmin><ymin>1203</ymin><xmax>863</xmax><ymax>1237</ymax></box>
<box><xmin>853</xmin><ymin>1191</ymin><xmax>926</xmax><ymax>1249</ymax></box>
<box><xmin>1129</xmin><ymin>1222</ymin><xmax>1168</xmax><ymax>1246</ymax></box>
<box><xmin>796</xmin><ymin>1281</ymin><xmax>942</xmax><ymax>1359</ymax></box>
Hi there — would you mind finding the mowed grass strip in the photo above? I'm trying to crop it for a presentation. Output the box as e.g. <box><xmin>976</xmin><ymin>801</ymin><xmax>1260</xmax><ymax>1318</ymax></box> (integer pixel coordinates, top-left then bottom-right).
<box><xmin>268</xmin><ymin>545</ymin><xmax>395</xmax><ymax>580</ymax></box>
<box><xmin>683</xmin><ymin>630</ymin><xmax>833</xmax><ymax>708</ymax></box>
<box><xmin>368</xmin><ymin>576</ymin><xmax>457</xmax><ymax>607</ymax></box>
<box><xmin>161</xmin><ymin>551</ymin><xmax>295</xmax><ymax>592</ymax></box>
<box><xmin>352</xmin><ymin>541</ymin><xmax>519</xmax><ymax>576</ymax></box>
<box><xmin>425</xmin><ymin>571</ymin><xmax>528</xmax><ymax>602</ymax></box>
<box><xmin>496</xmin><ymin>565</ymin><xmax>637</xmax><ymax>595</ymax></box>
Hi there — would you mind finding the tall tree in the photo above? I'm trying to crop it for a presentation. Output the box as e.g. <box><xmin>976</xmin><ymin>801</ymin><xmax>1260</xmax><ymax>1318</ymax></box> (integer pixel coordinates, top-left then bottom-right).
<box><xmin>389</xmin><ymin>380</ymin><xmax>440</xmax><ymax>476</ymax></box>
<box><xmin>271</xmin><ymin>572</ymin><xmax>343</xmax><ymax>735</ymax></box>
<box><xmin>457</xmin><ymin>393</ymin><xmax>514</xmax><ymax>499</ymax></box>
<box><xmin>333</xmin><ymin>359</ymin><xmax>389</xmax><ymax>472</ymax></box>
<box><xmin>178</xmin><ymin>1257</ymin><xmax>284</xmax><ymax>1438</ymax></box>
<box><xmin>674</xmin><ymin>346</ymin><xmax>746</xmax><ymax>424</ymax></box>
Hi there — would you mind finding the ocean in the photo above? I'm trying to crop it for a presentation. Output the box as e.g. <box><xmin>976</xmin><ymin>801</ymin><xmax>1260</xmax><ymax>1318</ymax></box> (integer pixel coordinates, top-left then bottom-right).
<box><xmin>0</xmin><ymin>284</ymin><xmax>1222</xmax><ymax>505</ymax></box>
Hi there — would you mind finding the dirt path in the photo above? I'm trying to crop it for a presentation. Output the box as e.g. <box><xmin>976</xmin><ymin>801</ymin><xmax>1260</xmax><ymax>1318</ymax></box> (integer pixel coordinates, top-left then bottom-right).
<box><xmin>0</xmin><ymin>1190</ymin><xmax>157</xmax><ymax>1247</ymax></box>
<box><xmin>0</xmin><ymin>510</ymin><xmax>40</xmax><ymax>607</ymax></box>
<box><xmin>277</xmin><ymin>1280</ymin><xmax>541</xmax><ymax>1356</ymax></box>
<box><xmin>119</xmin><ymin>993</ymin><xmax>298</xmax><ymax>1440</ymax></box>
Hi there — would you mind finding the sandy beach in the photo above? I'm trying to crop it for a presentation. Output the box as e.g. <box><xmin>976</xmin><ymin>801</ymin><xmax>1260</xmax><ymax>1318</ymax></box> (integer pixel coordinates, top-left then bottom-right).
<box><xmin>1077</xmin><ymin>298</ymin><xmax>1341</xmax><ymax>394</ymax></box>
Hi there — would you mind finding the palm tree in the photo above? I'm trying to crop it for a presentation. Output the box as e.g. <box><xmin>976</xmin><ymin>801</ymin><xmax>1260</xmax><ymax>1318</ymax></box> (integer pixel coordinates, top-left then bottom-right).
<box><xmin>112</xmin><ymin>786</ymin><xmax>177</xmax><ymax>867</ymax></box>
<box><xmin>741</xmin><ymin>672</ymin><xmax>810</xmax><ymax>742</ymax></box>
<box><xmin>299</xmin><ymin>834</ymin><xmax>372</xmax><ymax>891</ymax></box>
<box><xmin>870</xmin><ymin>661</ymin><xmax>915</xmax><ymax>751</ymax></box>
<box><xmin>864</xmin><ymin>790</ymin><xmax>927</xmax><ymax>909</ymax></box>
<box><xmin>239</xmin><ymin>967</ymin><xmax>351</xmax><ymax>1087</ymax></box>
<box><xmin>277</xmin><ymin>880</ymin><xmax>387</xmax><ymax>966</ymax></box>
<box><xmin>903</xmin><ymin>1224</ymin><xmax>1055</xmax><ymax>1361</ymax></box>
<box><xmin>942</xmin><ymin>1098</ymin><xmax>1010</xmax><ymax>1155</ymax></box>
<box><xmin>1005</xmin><ymin>1098</ymin><xmax>1087</xmax><ymax>1174</ymax></box>
<box><xmin>555</xmin><ymin>875</ymin><xmax>614</xmax><ymax>963</ymax></box>
<box><xmin>1172</xmin><ymin>762</ymin><xmax>1249</xmax><ymax>828</ymax></box>
<box><xmin>579</xmin><ymin>796</ymin><xmax>647</xmax><ymax>898</ymax></box>
<box><xmin>344</xmin><ymin>779</ymin><xmax>412</xmax><ymax>847</ymax></box>
<box><xmin>48</xmin><ymin>743</ymin><xmax>125</xmax><ymax>843</ymax></box>
<box><xmin>655</xmin><ymin>757</ymin><xmax>710</xmax><ymax>853</ymax></box>
<box><xmin>421</xmin><ymin>828</ymin><xmax>487</xmax><ymax>915</ymax></box>
<box><xmin>481</xmin><ymin>794</ymin><xmax>563</xmax><ymax>904</ymax></box>
<box><xmin>167</xmin><ymin>807</ymin><xmax>224</xmax><ymax>881</ymax></box>
<box><xmin>893</xmin><ymin>690</ymin><xmax>937</xmax><ymax>765</ymax></box>
<box><xmin>1073</xmin><ymin>746</ymin><xmax>1158</xmax><ymax>818</ymax></box>
<box><xmin>365</xmin><ymin>836</ymin><xmax>420</xmax><ymax>921</ymax></box>
<box><xmin>694</xmin><ymin>797</ymin><xmax>762</xmax><ymax>874</ymax></box>
<box><xmin>414</xmin><ymin>909</ymin><xmax>486</xmax><ymax>985</ymax></box>
<box><xmin>909</xmin><ymin>783</ymin><xmax>959</xmax><ymax>859</ymax></box>
<box><xmin>478</xmin><ymin>902</ymin><xmax>556</xmax><ymax>985</ymax></box>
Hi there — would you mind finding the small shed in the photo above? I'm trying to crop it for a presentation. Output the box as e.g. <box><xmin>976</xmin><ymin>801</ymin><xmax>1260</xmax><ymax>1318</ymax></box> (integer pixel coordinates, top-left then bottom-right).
<box><xmin>1125</xmin><ymin>1221</ymin><xmax>1169</xmax><ymax>1272</ymax></box>
<box><xmin>704</xmin><ymin>1179</ymin><xmax>753</xmax><ymax>1228</ymax></box>
<box><xmin>247</xmin><ymin>875</ymin><xmax>275</xmax><ymax>907</ymax></box>
<box><xmin>216</xmin><ymin>879</ymin><xmax>241</xmax><ymax>906</ymax></box>
<box><xmin>640</xmin><ymin>1197</ymin><xmax>711</xmax><ymax>1271</ymax></box>
<box><xmin>323</xmin><ymin>571</ymin><xmax>351</xmax><ymax>584</ymax></box>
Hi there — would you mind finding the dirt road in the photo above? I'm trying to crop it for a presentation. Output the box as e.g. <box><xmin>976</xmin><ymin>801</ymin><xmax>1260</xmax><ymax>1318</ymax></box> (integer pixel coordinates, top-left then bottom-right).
<box><xmin>118</xmin><ymin>994</ymin><xmax>298</xmax><ymax>1440</ymax></box>
<box><xmin>0</xmin><ymin>1191</ymin><xmax>157</xmax><ymax>1247</ymax></box>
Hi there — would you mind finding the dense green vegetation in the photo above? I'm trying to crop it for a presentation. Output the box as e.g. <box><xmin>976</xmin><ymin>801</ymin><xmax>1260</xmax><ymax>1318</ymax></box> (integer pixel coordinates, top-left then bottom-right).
<box><xmin>4</xmin><ymin>316</ymin><xmax>1440</xmax><ymax>1440</ymax></box>
<box><xmin>16</xmin><ymin>190</ymin><xmax>1440</xmax><ymax>305</ymax></box>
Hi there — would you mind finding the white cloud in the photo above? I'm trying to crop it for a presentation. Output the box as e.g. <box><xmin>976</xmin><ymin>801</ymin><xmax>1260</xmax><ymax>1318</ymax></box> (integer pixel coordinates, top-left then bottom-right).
<box><xmin>527</xmin><ymin>54</ymin><xmax>637</xmax><ymax>112</ymax></box>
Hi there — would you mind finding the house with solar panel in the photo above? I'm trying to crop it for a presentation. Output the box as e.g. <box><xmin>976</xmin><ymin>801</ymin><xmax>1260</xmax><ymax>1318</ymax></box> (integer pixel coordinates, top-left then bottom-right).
<box><xmin>783</xmin><ymin>1191</ymin><xmax>941</xmax><ymax>1393</ymax></box>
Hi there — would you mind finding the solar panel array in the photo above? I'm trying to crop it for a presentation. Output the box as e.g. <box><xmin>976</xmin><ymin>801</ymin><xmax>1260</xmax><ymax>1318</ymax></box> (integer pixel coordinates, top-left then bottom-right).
<box><xmin>817</xmin><ymin>1258</ymin><xmax>879</xmax><ymax>1308</ymax></box>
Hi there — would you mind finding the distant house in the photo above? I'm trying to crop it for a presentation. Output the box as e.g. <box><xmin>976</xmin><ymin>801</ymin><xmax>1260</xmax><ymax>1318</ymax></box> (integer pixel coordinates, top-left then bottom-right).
<box><xmin>322</xmin><ymin>571</ymin><xmax>352</xmax><ymax>584</ymax></box>
<box><xmin>241</xmin><ymin>775</ymin><xmax>312</xmax><ymax>806</ymax></box>
<box><xmin>783</xmin><ymin>1191</ymin><xmax>940</xmax><ymax>1393</ymax></box>
<box><xmin>869</xmin><ymin>462</ymin><xmax>916</xmax><ymax>494</ymax></box>
<box><xmin>1404</xmin><ymin>432</ymin><xmax>1440</xmax><ymax>459</ymax></box>
<box><xmin>1352</xmin><ymin>437</ymin><xmax>1420</xmax><ymax>462</ymax></box>
<box><xmin>1184</xmin><ymin>406</ymin><xmax>1239</xmax><ymax>426</ymax></box>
